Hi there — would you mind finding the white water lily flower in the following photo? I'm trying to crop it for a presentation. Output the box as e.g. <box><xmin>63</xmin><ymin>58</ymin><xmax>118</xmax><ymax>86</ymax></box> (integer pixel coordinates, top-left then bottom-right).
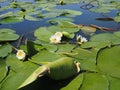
<box><xmin>55</xmin><ymin>32</ymin><xmax>63</xmax><ymax>38</ymax></box>
<box><xmin>50</xmin><ymin>35</ymin><xmax>61</xmax><ymax>44</ymax></box>
<box><xmin>16</xmin><ymin>50</ymin><xmax>26</xmax><ymax>60</ymax></box>
<box><xmin>77</xmin><ymin>35</ymin><xmax>88</xmax><ymax>44</ymax></box>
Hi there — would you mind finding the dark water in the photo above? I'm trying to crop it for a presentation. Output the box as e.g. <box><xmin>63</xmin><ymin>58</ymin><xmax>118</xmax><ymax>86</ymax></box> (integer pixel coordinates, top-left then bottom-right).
<box><xmin>0</xmin><ymin>1</ymin><xmax>119</xmax><ymax>40</ymax></box>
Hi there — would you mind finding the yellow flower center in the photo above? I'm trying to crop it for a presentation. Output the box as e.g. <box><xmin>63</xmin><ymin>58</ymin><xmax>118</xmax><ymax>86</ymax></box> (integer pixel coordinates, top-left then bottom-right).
<box><xmin>18</xmin><ymin>51</ymin><xmax>23</xmax><ymax>57</ymax></box>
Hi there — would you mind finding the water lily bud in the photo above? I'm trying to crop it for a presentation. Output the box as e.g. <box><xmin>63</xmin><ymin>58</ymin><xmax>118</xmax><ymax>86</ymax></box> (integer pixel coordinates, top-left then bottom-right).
<box><xmin>11</xmin><ymin>1</ymin><xmax>19</xmax><ymax>8</ymax></box>
<box><xmin>62</xmin><ymin>31</ymin><xmax>70</xmax><ymax>37</ymax></box>
<box><xmin>47</xmin><ymin>57</ymin><xmax>80</xmax><ymax>80</ymax></box>
<box><xmin>16</xmin><ymin>50</ymin><xmax>26</xmax><ymax>60</ymax></box>
<box><xmin>76</xmin><ymin>35</ymin><xmax>88</xmax><ymax>44</ymax></box>
<box><xmin>55</xmin><ymin>32</ymin><xmax>63</xmax><ymax>38</ymax></box>
<box><xmin>59</xmin><ymin>0</ymin><xmax>64</xmax><ymax>5</ymax></box>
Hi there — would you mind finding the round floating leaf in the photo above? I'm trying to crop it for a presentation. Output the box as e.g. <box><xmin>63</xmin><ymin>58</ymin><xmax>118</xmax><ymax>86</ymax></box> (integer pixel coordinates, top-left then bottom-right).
<box><xmin>71</xmin><ymin>48</ymin><xmax>99</xmax><ymax>72</ymax></box>
<box><xmin>0</xmin><ymin>59</ymin><xmax>7</xmax><ymax>83</ymax></box>
<box><xmin>62</xmin><ymin>9</ymin><xmax>82</xmax><ymax>16</ymax></box>
<box><xmin>91</xmin><ymin>33</ymin><xmax>113</xmax><ymax>42</ymax></box>
<box><xmin>1</xmin><ymin>54</ymin><xmax>39</xmax><ymax>89</ymax></box>
<box><xmin>0</xmin><ymin>28</ymin><xmax>15</xmax><ymax>33</ymax></box>
<box><xmin>80</xmin><ymin>73</ymin><xmax>109</xmax><ymax>90</ymax></box>
<box><xmin>107</xmin><ymin>76</ymin><xmax>120</xmax><ymax>90</ymax></box>
<box><xmin>34</xmin><ymin>27</ymin><xmax>53</xmax><ymax>42</ymax></box>
<box><xmin>31</xmin><ymin>50</ymin><xmax>61</xmax><ymax>64</ymax></box>
<box><xmin>90</xmin><ymin>33</ymin><xmax>120</xmax><ymax>46</ymax></box>
<box><xmin>81</xmin><ymin>41</ymin><xmax>111</xmax><ymax>49</ymax></box>
<box><xmin>90</xmin><ymin>7</ymin><xmax>110</xmax><ymax>13</ymax></box>
<box><xmin>0</xmin><ymin>44</ymin><xmax>12</xmax><ymax>58</ymax></box>
<box><xmin>0</xmin><ymin>28</ymin><xmax>19</xmax><ymax>42</ymax></box>
<box><xmin>34</xmin><ymin>40</ymin><xmax>58</xmax><ymax>52</ymax></box>
<box><xmin>0</xmin><ymin>16</ymin><xmax>24</xmax><ymax>24</ymax></box>
<box><xmin>61</xmin><ymin>73</ymin><xmax>83</xmax><ymax>90</ymax></box>
<box><xmin>97</xmin><ymin>46</ymin><xmax>120</xmax><ymax>78</ymax></box>
<box><xmin>25</xmin><ymin>15</ymin><xmax>39</xmax><ymax>21</ymax></box>
<box><xmin>114</xmin><ymin>16</ymin><xmax>120</xmax><ymax>22</ymax></box>
<box><xmin>56</xmin><ymin>43</ymin><xmax>76</xmax><ymax>53</ymax></box>
<box><xmin>72</xmin><ymin>48</ymin><xmax>97</xmax><ymax>60</ymax></box>
<box><xmin>114</xmin><ymin>31</ymin><xmax>120</xmax><ymax>38</ymax></box>
<box><xmin>58</xmin><ymin>21</ymin><xmax>76</xmax><ymax>26</ymax></box>
<box><xmin>48</xmin><ymin>17</ymin><xmax>74</xmax><ymax>25</ymax></box>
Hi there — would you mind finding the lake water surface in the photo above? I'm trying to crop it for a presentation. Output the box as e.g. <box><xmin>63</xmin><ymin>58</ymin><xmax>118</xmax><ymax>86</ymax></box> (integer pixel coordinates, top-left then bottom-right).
<box><xmin>0</xmin><ymin>0</ymin><xmax>119</xmax><ymax>40</ymax></box>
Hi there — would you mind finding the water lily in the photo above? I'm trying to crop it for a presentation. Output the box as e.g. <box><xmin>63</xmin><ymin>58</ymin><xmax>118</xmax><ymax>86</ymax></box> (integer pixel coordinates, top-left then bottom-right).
<box><xmin>50</xmin><ymin>35</ymin><xmax>61</xmax><ymax>44</ymax></box>
<box><xmin>55</xmin><ymin>32</ymin><xmax>63</xmax><ymax>38</ymax></box>
<box><xmin>77</xmin><ymin>35</ymin><xmax>88</xmax><ymax>44</ymax></box>
<box><xmin>16</xmin><ymin>50</ymin><xmax>26</xmax><ymax>60</ymax></box>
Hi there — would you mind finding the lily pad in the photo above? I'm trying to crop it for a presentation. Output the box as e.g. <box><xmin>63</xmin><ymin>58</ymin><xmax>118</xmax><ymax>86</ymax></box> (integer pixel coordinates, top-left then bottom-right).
<box><xmin>0</xmin><ymin>44</ymin><xmax>12</xmax><ymax>58</ymax></box>
<box><xmin>0</xmin><ymin>16</ymin><xmax>24</xmax><ymax>24</ymax></box>
<box><xmin>107</xmin><ymin>75</ymin><xmax>120</xmax><ymax>90</ymax></box>
<box><xmin>34</xmin><ymin>27</ymin><xmax>53</xmax><ymax>42</ymax></box>
<box><xmin>1</xmin><ymin>54</ymin><xmax>39</xmax><ymax>90</ymax></box>
<box><xmin>0</xmin><ymin>28</ymin><xmax>19</xmax><ymax>42</ymax></box>
<box><xmin>25</xmin><ymin>15</ymin><xmax>39</xmax><ymax>21</ymax></box>
<box><xmin>80</xmin><ymin>73</ymin><xmax>109</xmax><ymax>90</ymax></box>
<box><xmin>114</xmin><ymin>16</ymin><xmax>120</xmax><ymax>22</ymax></box>
<box><xmin>56</xmin><ymin>43</ymin><xmax>76</xmax><ymax>53</ymax></box>
<box><xmin>83</xmin><ymin>33</ymin><xmax>120</xmax><ymax>48</ymax></box>
<box><xmin>31</xmin><ymin>49</ymin><xmax>61</xmax><ymax>64</ymax></box>
<box><xmin>0</xmin><ymin>59</ymin><xmax>7</xmax><ymax>83</ymax></box>
<box><xmin>61</xmin><ymin>73</ymin><xmax>83</xmax><ymax>90</ymax></box>
<box><xmin>97</xmin><ymin>46</ymin><xmax>120</xmax><ymax>78</ymax></box>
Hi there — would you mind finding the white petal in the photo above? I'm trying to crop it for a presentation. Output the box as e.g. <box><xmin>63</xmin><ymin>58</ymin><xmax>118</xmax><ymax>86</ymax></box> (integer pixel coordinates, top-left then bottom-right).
<box><xmin>16</xmin><ymin>50</ymin><xmax>26</xmax><ymax>60</ymax></box>
<box><xmin>55</xmin><ymin>32</ymin><xmax>63</xmax><ymax>37</ymax></box>
<box><xmin>50</xmin><ymin>35</ymin><xmax>61</xmax><ymax>44</ymax></box>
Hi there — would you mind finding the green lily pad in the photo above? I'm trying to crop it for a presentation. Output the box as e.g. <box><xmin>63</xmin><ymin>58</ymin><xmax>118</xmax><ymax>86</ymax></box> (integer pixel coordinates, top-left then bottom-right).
<box><xmin>56</xmin><ymin>43</ymin><xmax>76</xmax><ymax>53</ymax></box>
<box><xmin>25</xmin><ymin>15</ymin><xmax>39</xmax><ymax>21</ymax></box>
<box><xmin>31</xmin><ymin>50</ymin><xmax>61</xmax><ymax>64</ymax></box>
<box><xmin>34</xmin><ymin>27</ymin><xmax>53</xmax><ymax>42</ymax></box>
<box><xmin>34</xmin><ymin>40</ymin><xmax>58</xmax><ymax>52</ymax></box>
<box><xmin>114</xmin><ymin>31</ymin><xmax>120</xmax><ymax>38</ymax></box>
<box><xmin>0</xmin><ymin>28</ymin><xmax>19</xmax><ymax>42</ymax></box>
<box><xmin>90</xmin><ymin>6</ymin><xmax>110</xmax><ymax>13</ymax></box>
<box><xmin>97</xmin><ymin>46</ymin><xmax>120</xmax><ymax>78</ymax></box>
<box><xmin>80</xmin><ymin>73</ymin><xmax>109</xmax><ymax>90</ymax></box>
<box><xmin>81</xmin><ymin>41</ymin><xmax>111</xmax><ymax>49</ymax></box>
<box><xmin>84</xmin><ymin>33</ymin><xmax>120</xmax><ymax>48</ymax></box>
<box><xmin>0</xmin><ymin>44</ymin><xmax>12</xmax><ymax>58</ymax></box>
<box><xmin>1</xmin><ymin>54</ymin><xmax>38</xmax><ymax>90</ymax></box>
<box><xmin>71</xmin><ymin>48</ymin><xmax>99</xmax><ymax>72</ymax></box>
<box><xmin>0</xmin><ymin>16</ymin><xmax>24</xmax><ymax>24</ymax></box>
<box><xmin>0</xmin><ymin>59</ymin><xmax>7</xmax><ymax>83</ymax></box>
<box><xmin>107</xmin><ymin>75</ymin><xmax>120</xmax><ymax>90</ymax></box>
<box><xmin>61</xmin><ymin>73</ymin><xmax>83</xmax><ymax>90</ymax></box>
<box><xmin>114</xmin><ymin>16</ymin><xmax>120</xmax><ymax>22</ymax></box>
<box><xmin>48</xmin><ymin>17</ymin><xmax>74</xmax><ymax>25</ymax></box>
